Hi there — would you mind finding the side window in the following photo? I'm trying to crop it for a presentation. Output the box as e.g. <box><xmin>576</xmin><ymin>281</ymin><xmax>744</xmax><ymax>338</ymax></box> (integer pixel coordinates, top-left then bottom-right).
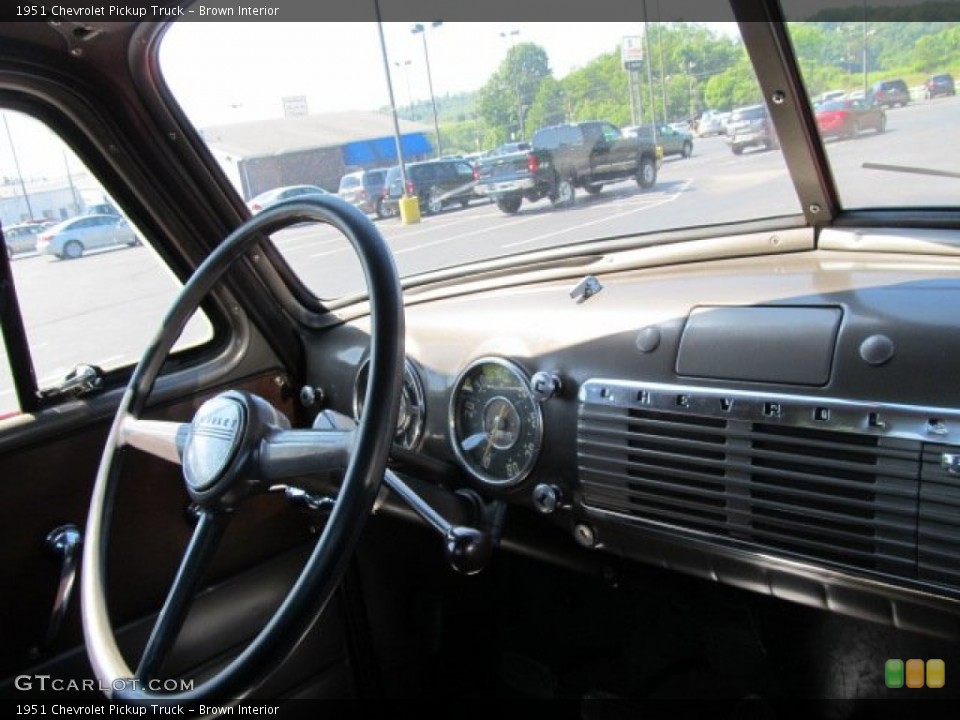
<box><xmin>456</xmin><ymin>163</ymin><xmax>474</xmax><ymax>179</ymax></box>
<box><xmin>0</xmin><ymin>109</ymin><xmax>213</xmax><ymax>419</ymax></box>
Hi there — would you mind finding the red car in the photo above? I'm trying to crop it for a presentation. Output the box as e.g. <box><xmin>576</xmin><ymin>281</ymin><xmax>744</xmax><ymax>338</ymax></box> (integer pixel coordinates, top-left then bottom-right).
<box><xmin>816</xmin><ymin>99</ymin><xmax>887</xmax><ymax>139</ymax></box>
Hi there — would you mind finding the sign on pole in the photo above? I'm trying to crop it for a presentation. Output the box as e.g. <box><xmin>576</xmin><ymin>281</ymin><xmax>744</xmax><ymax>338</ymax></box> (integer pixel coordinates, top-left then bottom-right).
<box><xmin>281</xmin><ymin>95</ymin><xmax>309</xmax><ymax>117</ymax></box>
<box><xmin>621</xmin><ymin>36</ymin><xmax>645</xmax><ymax>72</ymax></box>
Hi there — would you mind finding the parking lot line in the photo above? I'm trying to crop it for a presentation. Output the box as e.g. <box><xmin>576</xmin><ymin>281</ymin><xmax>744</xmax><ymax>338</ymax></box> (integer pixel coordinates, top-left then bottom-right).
<box><xmin>501</xmin><ymin>178</ymin><xmax>694</xmax><ymax>249</ymax></box>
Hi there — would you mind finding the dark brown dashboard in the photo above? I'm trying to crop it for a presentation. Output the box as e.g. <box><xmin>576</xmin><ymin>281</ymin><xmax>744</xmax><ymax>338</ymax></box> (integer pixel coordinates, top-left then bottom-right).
<box><xmin>304</xmin><ymin>237</ymin><xmax>960</xmax><ymax>638</ymax></box>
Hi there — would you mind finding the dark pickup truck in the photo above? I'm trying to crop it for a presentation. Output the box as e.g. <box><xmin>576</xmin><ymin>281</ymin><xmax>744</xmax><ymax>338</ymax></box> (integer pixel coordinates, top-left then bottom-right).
<box><xmin>474</xmin><ymin>121</ymin><xmax>661</xmax><ymax>214</ymax></box>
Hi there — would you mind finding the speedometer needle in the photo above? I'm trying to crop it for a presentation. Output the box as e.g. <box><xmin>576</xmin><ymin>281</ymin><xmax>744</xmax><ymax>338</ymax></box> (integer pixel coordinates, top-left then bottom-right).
<box><xmin>461</xmin><ymin>432</ymin><xmax>488</xmax><ymax>452</ymax></box>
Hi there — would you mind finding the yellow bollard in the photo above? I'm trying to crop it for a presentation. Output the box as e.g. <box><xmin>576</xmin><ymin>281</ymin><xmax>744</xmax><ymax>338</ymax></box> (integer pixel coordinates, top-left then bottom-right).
<box><xmin>398</xmin><ymin>195</ymin><xmax>421</xmax><ymax>225</ymax></box>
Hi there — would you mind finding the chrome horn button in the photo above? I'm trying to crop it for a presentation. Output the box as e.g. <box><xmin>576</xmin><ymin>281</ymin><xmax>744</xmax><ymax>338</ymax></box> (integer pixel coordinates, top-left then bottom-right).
<box><xmin>183</xmin><ymin>395</ymin><xmax>247</xmax><ymax>492</ymax></box>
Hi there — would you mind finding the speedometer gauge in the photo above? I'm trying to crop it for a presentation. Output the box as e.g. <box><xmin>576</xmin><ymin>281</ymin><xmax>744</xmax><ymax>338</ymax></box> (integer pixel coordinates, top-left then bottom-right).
<box><xmin>449</xmin><ymin>358</ymin><xmax>543</xmax><ymax>486</ymax></box>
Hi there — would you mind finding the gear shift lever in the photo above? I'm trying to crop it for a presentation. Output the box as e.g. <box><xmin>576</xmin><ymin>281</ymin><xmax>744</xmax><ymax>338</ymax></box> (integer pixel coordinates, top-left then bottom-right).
<box><xmin>382</xmin><ymin>468</ymin><xmax>496</xmax><ymax>575</ymax></box>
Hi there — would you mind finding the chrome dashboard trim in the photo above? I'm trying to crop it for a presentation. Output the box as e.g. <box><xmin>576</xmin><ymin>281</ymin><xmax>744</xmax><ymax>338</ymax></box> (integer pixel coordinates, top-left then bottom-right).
<box><xmin>578</xmin><ymin>378</ymin><xmax>960</xmax><ymax>445</ymax></box>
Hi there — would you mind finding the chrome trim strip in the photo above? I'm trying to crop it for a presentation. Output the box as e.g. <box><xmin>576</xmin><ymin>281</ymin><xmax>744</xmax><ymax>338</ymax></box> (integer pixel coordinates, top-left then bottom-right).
<box><xmin>578</xmin><ymin>378</ymin><xmax>960</xmax><ymax>445</ymax></box>
<box><xmin>582</xmin><ymin>503</ymin><xmax>960</xmax><ymax>611</ymax></box>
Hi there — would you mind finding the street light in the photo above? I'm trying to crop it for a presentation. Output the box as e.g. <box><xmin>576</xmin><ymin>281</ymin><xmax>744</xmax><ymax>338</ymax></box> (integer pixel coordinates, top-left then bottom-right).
<box><xmin>393</xmin><ymin>59</ymin><xmax>413</xmax><ymax>116</ymax></box>
<box><xmin>862</xmin><ymin>23</ymin><xmax>876</xmax><ymax>98</ymax></box>
<box><xmin>687</xmin><ymin>61</ymin><xmax>697</xmax><ymax>119</ymax></box>
<box><xmin>499</xmin><ymin>29</ymin><xmax>524</xmax><ymax>140</ymax></box>
<box><xmin>411</xmin><ymin>21</ymin><xmax>443</xmax><ymax>158</ymax></box>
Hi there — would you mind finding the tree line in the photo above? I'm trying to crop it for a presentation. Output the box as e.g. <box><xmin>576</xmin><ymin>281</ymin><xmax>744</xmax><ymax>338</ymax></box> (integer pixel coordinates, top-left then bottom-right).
<box><xmin>407</xmin><ymin>20</ymin><xmax>960</xmax><ymax>154</ymax></box>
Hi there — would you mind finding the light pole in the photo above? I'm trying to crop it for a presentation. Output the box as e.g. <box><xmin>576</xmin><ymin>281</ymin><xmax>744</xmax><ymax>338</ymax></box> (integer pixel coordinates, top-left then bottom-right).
<box><xmin>499</xmin><ymin>29</ymin><xmax>524</xmax><ymax>140</ymax></box>
<box><xmin>2</xmin><ymin>112</ymin><xmax>35</xmax><ymax>221</ymax></box>
<box><xmin>687</xmin><ymin>61</ymin><xmax>697</xmax><ymax>119</ymax></box>
<box><xmin>411</xmin><ymin>22</ymin><xmax>443</xmax><ymax>158</ymax></box>
<box><xmin>393</xmin><ymin>59</ymin><xmax>413</xmax><ymax>116</ymax></box>
<box><xmin>862</xmin><ymin>23</ymin><xmax>875</xmax><ymax>98</ymax></box>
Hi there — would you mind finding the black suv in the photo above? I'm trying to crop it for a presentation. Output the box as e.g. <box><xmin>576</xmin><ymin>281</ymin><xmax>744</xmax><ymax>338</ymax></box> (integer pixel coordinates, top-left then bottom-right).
<box><xmin>382</xmin><ymin>159</ymin><xmax>478</xmax><ymax>216</ymax></box>
<box><xmin>925</xmin><ymin>73</ymin><xmax>955</xmax><ymax>99</ymax></box>
<box><xmin>867</xmin><ymin>79</ymin><xmax>910</xmax><ymax>108</ymax></box>
<box><xmin>337</xmin><ymin>168</ymin><xmax>390</xmax><ymax>218</ymax></box>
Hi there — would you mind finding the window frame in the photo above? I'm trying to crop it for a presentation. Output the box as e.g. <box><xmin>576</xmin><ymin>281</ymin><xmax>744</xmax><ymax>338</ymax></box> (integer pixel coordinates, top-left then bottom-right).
<box><xmin>0</xmin><ymin>98</ymin><xmax>233</xmax><ymax>417</ymax></box>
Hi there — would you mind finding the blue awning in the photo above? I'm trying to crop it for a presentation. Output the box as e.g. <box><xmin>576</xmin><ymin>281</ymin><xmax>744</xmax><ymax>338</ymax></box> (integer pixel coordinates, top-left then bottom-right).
<box><xmin>342</xmin><ymin>133</ymin><xmax>432</xmax><ymax>167</ymax></box>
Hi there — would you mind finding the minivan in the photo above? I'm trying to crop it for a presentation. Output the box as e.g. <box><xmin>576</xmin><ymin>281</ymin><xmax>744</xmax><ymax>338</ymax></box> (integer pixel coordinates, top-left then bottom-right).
<box><xmin>337</xmin><ymin>168</ymin><xmax>390</xmax><ymax>218</ymax></box>
<box><xmin>382</xmin><ymin>159</ymin><xmax>479</xmax><ymax>216</ymax></box>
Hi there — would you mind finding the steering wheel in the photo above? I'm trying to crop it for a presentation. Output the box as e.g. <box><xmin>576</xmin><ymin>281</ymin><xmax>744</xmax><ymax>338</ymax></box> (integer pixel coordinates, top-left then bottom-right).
<box><xmin>80</xmin><ymin>197</ymin><xmax>404</xmax><ymax>702</ymax></box>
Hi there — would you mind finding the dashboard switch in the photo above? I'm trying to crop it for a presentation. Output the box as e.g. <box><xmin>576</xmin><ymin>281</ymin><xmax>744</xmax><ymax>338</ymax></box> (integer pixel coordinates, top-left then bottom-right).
<box><xmin>531</xmin><ymin>372</ymin><xmax>562</xmax><ymax>402</ymax></box>
<box><xmin>532</xmin><ymin>483</ymin><xmax>562</xmax><ymax>514</ymax></box>
<box><xmin>574</xmin><ymin>524</ymin><xmax>596</xmax><ymax>548</ymax></box>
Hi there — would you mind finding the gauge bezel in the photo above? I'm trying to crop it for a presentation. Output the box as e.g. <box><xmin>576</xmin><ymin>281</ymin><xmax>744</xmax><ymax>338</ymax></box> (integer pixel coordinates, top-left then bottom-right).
<box><xmin>448</xmin><ymin>356</ymin><xmax>544</xmax><ymax>487</ymax></box>
<box><xmin>353</xmin><ymin>357</ymin><xmax>426</xmax><ymax>451</ymax></box>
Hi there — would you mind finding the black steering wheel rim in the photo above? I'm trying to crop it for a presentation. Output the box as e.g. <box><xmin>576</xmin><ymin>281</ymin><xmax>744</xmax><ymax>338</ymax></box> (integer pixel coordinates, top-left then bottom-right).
<box><xmin>81</xmin><ymin>196</ymin><xmax>405</xmax><ymax>702</ymax></box>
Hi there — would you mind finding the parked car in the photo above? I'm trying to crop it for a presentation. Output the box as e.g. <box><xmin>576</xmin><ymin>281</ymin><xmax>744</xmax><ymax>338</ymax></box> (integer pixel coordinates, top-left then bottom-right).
<box><xmin>813</xmin><ymin>89</ymin><xmax>846</xmax><ymax>106</ymax></box>
<box><xmin>623</xmin><ymin>123</ymin><xmax>694</xmax><ymax>158</ymax></box>
<box><xmin>85</xmin><ymin>202</ymin><xmax>120</xmax><ymax>217</ymax></box>
<box><xmin>815</xmin><ymin>98</ymin><xmax>887</xmax><ymax>139</ymax></box>
<box><xmin>474</xmin><ymin>120</ymin><xmax>661</xmax><ymax>214</ymax></box>
<box><xmin>488</xmin><ymin>141</ymin><xmax>531</xmax><ymax>157</ymax></box>
<box><xmin>925</xmin><ymin>73</ymin><xmax>956</xmax><ymax>99</ymax></box>
<box><xmin>7</xmin><ymin>11</ymin><xmax>960</xmax><ymax>710</ymax></box>
<box><xmin>3</xmin><ymin>222</ymin><xmax>50</xmax><ymax>258</ymax></box>
<box><xmin>35</xmin><ymin>214</ymin><xmax>139</xmax><ymax>259</ymax></box>
<box><xmin>247</xmin><ymin>185</ymin><xmax>330</xmax><ymax>214</ymax></box>
<box><xmin>337</xmin><ymin>169</ymin><xmax>390</xmax><ymax>219</ymax></box>
<box><xmin>725</xmin><ymin>103</ymin><xmax>778</xmax><ymax>154</ymax></box>
<box><xmin>695</xmin><ymin>111</ymin><xmax>726</xmax><ymax>136</ymax></box>
<box><xmin>381</xmin><ymin>159</ymin><xmax>478</xmax><ymax>216</ymax></box>
<box><xmin>867</xmin><ymin>79</ymin><xmax>910</xmax><ymax>108</ymax></box>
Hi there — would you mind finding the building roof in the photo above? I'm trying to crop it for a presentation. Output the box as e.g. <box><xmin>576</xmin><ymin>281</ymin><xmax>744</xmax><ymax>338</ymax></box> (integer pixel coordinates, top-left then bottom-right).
<box><xmin>201</xmin><ymin>111</ymin><xmax>433</xmax><ymax>159</ymax></box>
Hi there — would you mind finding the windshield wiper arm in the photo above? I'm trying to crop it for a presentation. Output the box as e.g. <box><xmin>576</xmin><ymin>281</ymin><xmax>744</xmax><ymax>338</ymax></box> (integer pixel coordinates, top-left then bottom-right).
<box><xmin>862</xmin><ymin>162</ymin><xmax>960</xmax><ymax>180</ymax></box>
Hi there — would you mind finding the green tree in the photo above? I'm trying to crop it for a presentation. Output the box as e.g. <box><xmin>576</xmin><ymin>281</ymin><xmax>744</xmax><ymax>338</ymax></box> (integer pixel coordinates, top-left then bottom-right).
<box><xmin>561</xmin><ymin>50</ymin><xmax>632</xmax><ymax>126</ymax></box>
<box><xmin>477</xmin><ymin>42</ymin><xmax>552</xmax><ymax>142</ymax></box>
<box><xmin>526</xmin><ymin>77</ymin><xmax>568</xmax><ymax>131</ymax></box>
<box><xmin>703</xmin><ymin>59</ymin><xmax>763</xmax><ymax>111</ymax></box>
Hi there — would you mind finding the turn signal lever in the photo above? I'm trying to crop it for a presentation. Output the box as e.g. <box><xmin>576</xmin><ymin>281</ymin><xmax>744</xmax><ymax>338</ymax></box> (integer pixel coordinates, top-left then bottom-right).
<box><xmin>383</xmin><ymin>469</ymin><xmax>503</xmax><ymax>575</ymax></box>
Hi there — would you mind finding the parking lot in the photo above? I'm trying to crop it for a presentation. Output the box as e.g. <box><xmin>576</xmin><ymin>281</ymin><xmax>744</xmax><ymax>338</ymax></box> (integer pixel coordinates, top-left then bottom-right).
<box><xmin>3</xmin><ymin>94</ymin><xmax>958</xmax><ymax>409</ymax></box>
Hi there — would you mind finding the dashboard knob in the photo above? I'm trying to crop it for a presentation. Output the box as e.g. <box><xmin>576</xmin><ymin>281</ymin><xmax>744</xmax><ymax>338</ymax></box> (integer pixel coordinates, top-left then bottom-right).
<box><xmin>531</xmin><ymin>371</ymin><xmax>562</xmax><ymax>402</ymax></box>
<box><xmin>532</xmin><ymin>483</ymin><xmax>562</xmax><ymax>514</ymax></box>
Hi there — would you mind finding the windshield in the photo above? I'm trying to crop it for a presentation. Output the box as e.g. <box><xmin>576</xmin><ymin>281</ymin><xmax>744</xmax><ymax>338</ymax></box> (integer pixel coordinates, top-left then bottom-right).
<box><xmin>780</xmin><ymin>14</ymin><xmax>960</xmax><ymax>209</ymax></box>
<box><xmin>159</xmin><ymin>11</ymin><xmax>957</xmax><ymax>300</ymax></box>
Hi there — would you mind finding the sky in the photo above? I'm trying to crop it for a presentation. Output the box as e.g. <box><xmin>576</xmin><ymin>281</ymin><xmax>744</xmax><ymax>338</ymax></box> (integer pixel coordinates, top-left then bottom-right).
<box><xmin>159</xmin><ymin>22</ymin><xmax>740</xmax><ymax>128</ymax></box>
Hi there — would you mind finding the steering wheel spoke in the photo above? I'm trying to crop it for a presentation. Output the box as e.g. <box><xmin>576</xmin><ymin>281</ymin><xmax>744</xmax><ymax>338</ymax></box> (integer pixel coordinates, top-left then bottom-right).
<box><xmin>119</xmin><ymin>416</ymin><xmax>190</xmax><ymax>465</ymax></box>
<box><xmin>259</xmin><ymin>427</ymin><xmax>354</xmax><ymax>484</ymax></box>
<box><xmin>136</xmin><ymin>509</ymin><xmax>228</xmax><ymax>683</ymax></box>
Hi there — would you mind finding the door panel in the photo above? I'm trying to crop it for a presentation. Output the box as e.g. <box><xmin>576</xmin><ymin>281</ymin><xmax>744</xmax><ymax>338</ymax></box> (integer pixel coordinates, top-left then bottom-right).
<box><xmin>0</xmin><ymin>371</ymin><xmax>314</xmax><ymax>681</ymax></box>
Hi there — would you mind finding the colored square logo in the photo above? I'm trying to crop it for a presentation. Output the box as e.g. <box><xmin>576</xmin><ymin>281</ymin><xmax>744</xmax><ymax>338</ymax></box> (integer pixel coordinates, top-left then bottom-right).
<box><xmin>906</xmin><ymin>658</ymin><xmax>925</xmax><ymax>688</ymax></box>
<box><xmin>927</xmin><ymin>659</ymin><xmax>946</xmax><ymax>689</ymax></box>
<box><xmin>885</xmin><ymin>659</ymin><xmax>904</xmax><ymax>688</ymax></box>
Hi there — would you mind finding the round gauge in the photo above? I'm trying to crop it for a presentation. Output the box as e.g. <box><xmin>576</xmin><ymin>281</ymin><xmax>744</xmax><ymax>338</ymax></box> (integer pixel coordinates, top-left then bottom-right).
<box><xmin>354</xmin><ymin>358</ymin><xmax>426</xmax><ymax>451</ymax></box>
<box><xmin>449</xmin><ymin>357</ymin><xmax>543</xmax><ymax>486</ymax></box>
